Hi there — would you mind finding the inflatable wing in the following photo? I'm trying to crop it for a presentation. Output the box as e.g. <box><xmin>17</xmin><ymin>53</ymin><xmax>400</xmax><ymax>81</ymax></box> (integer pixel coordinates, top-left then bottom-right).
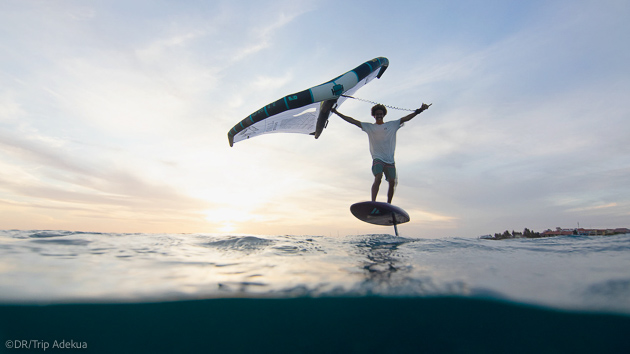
<box><xmin>228</xmin><ymin>57</ymin><xmax>389</xmax><ymax>147</ymax></box>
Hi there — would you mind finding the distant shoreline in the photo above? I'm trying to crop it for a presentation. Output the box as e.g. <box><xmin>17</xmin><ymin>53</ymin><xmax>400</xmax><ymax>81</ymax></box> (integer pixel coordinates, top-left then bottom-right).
<box><xmin>480</xmin><ymin>227</ymin><xmax>630</xmax><ymax>240</ymax></box>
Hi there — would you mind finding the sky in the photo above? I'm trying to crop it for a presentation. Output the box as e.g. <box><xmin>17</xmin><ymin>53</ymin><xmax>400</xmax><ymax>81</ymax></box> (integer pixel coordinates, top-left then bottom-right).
<box><xmin>1</xmin><ymin>0</ymin><xmax>629</xmax><ymax>238</ymax></box>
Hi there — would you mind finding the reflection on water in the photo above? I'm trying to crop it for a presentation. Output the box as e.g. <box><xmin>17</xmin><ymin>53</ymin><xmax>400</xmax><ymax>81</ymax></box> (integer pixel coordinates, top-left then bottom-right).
<box><xmin>351</xmin><ymin>235</ymin><xmax>469</xmax><ymax>297</ymax></box>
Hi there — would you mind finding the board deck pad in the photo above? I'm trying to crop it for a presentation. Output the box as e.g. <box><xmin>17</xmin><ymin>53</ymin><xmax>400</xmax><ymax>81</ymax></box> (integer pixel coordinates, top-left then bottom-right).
<box><xmin>350</xmin><ymin>201</ymin><xmax>410</xmax><ymax>226</ymax></box>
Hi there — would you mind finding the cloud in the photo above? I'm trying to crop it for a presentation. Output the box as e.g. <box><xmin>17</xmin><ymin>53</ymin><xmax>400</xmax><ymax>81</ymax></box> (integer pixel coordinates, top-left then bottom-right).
<box><xmin>0</xmin><ymin>91</ymin><xmax>25</xmax><ymax>122</ymax></box>
<box><xmin>565</xmin><ymin>202</ymin><xmax>618</xmax><ymax>213</ymax></box>
<box><xmin>228</xmin><ymin>2</ymin><xmax>313</xmax><ymax>62</ymax></box>
<box><xmin>0</xmin><ymin>131</ymin><xmax>211</xmax><ymax>219</ymax></box>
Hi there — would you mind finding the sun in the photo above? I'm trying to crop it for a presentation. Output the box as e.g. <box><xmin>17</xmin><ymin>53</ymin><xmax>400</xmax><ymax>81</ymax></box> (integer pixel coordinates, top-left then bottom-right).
<box><xmin>203</xmin><ymin>207</ymin><xmax>258</xmax><ymax>234</ymax></box>
<box><xmin>218</xmin><ymin>222</ymin><xmax>236</xmax><ymax>233</ymax></box>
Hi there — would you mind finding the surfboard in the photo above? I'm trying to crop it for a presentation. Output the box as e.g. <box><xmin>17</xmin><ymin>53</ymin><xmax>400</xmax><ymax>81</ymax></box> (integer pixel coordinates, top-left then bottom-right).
<box><xmin>350</xmin><ymin>201</ymin><xmax>410</xmax><ymax>236</ymax></box>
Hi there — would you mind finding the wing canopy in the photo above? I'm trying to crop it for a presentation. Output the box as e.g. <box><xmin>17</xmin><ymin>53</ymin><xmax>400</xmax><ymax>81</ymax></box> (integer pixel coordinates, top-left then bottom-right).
<box><xmin>227</xmin><ymin>57</ymin><xmax>389</xmax><ymax>147</ymax></box>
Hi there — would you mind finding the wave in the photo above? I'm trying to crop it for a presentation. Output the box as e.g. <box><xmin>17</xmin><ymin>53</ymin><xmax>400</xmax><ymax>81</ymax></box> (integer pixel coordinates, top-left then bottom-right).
<box><xmin>204</xmin><ymin>236</ymin><xmax>275</xmax><ymax>253</ymax></box>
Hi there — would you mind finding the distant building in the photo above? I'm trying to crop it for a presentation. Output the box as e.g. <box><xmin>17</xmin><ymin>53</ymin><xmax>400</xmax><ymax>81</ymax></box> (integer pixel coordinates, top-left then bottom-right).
<box><xmin>555</xmin><ymin>228</ymin><xmax>630</xmax><ymax>236</ymax></box>
<box><xmin>541</xmin><ymin>229</ymin><xmax>574</xmax><ymax>236</ymax></box>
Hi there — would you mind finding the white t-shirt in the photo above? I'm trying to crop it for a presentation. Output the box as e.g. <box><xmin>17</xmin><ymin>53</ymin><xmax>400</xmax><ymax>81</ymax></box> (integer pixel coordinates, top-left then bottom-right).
<box><xmin>360</xmin><ymin>119</ymin><xmax>403</xmax><ymax>164</ymax></box>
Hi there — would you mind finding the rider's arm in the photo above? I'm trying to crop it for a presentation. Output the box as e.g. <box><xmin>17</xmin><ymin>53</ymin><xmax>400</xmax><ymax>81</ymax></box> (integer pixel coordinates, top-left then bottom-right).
<box><xmin>401</xmin><ymin>103</ymin><xmax>431</xmax><ymax>123</ymax></box>
<box><xmin>331</xmin><ymin>107</ymin><xmax>362</xmax><ymax>128</ymax></box>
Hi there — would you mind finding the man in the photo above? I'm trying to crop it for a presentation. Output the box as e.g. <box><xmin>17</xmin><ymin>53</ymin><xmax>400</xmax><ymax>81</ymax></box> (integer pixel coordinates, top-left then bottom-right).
<box><xmin>331</xmin><ymin>103</ymin><xmax>430</xmax><ymax>204</ymax></box>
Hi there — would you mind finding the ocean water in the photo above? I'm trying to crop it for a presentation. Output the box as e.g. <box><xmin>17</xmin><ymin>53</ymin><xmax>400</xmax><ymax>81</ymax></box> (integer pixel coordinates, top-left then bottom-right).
<box><xmin>1</xmin><ymin>230</ymin><xmax>629</xmax><ymax>353</ymax></box>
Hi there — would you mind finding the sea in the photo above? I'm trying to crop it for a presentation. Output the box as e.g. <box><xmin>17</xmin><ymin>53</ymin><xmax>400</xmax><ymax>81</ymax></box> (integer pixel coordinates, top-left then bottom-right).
<box><xmin>1</xmin><ymin>229</ymin><xmax>629</xmax><ymax>353</ymax></box>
